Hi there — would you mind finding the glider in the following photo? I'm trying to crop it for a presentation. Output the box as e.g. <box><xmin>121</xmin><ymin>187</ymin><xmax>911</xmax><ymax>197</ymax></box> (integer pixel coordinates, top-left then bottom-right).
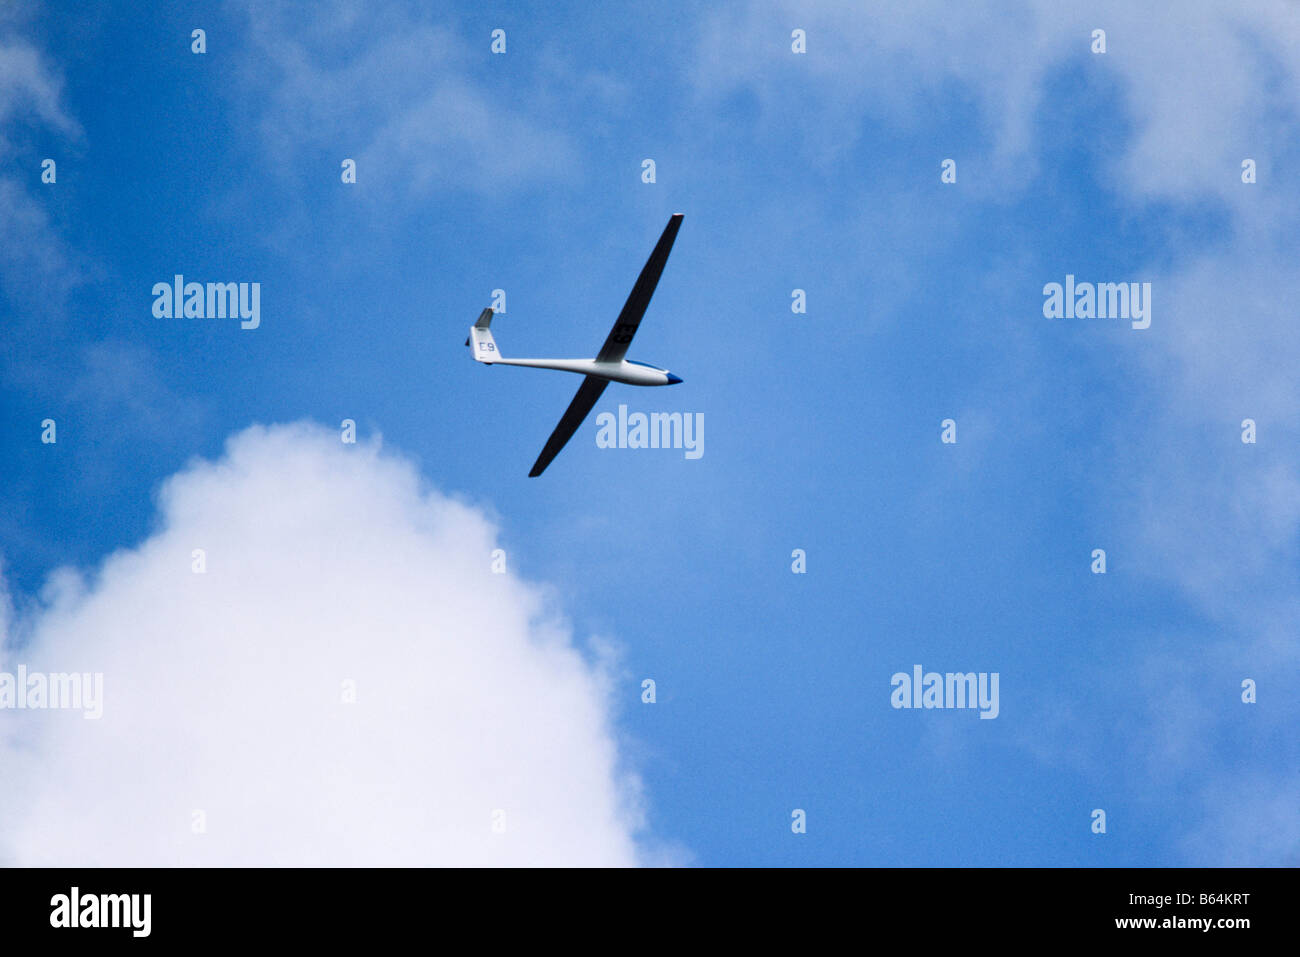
<box><xmin>466</xmin><ymin>214</ymin><xmax>685</xmax><ymax>476</ymax></box>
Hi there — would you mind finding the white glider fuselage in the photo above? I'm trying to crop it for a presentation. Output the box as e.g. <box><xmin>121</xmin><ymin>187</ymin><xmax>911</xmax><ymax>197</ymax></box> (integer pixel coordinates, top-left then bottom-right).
<box><xmin>466</xmin><ymin>212</ymin><xmax>686</xmax><ymax>476</ymax></box>
<box><xmin>478</xmin><ymin>355</ymin><xmax>681</xmax><ymax>386</ymax></box>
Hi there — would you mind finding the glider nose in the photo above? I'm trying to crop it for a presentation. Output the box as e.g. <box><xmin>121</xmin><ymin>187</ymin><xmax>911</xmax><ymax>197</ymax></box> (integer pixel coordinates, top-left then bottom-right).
<box><xmin>666</xmin><ymin>373</ymin><xmax>683</xmax><ymax>384</ymax></box>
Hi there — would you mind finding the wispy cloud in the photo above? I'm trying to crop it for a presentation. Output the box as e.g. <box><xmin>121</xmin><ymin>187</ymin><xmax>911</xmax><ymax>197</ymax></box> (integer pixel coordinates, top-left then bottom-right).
<box><xmin>0</xmin><ymin>37</ymin><xmax>80</xmax><ymax>139</ymax></box>
<box><xmin>229</xmin><ymin>0</ymin><xmax>579</xmax><ymax>198</ymax></box>
<box><xmin>0</xmin><ymin>36</ymin><xmax>81</xmax><ymax>312</ymax></box>
<box><xmin>690</xmin><ymin>0</ymin><xmax>1300</xmax><ymax>207</ymax></box>
<box><xmin>689</xmin><ymin>0</ymin><xmax>1300</xmax><ymax>863</ymax></box>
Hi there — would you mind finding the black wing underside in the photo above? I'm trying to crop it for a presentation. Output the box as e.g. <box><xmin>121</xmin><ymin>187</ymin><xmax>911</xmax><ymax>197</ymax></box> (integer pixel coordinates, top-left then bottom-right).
<box><xmin>528</xmin><ymin>375</ymin><xmax>610</xmax><ymax>477</ymax></box>
<box><xmin>528</xmin><ymin>214</ymin><xmax>683</xmax><ymax>476</ymax></box>
<box><xmin>594</xmin><ymin>213</ymin><xmax>683</xmax><ymax>363</ymax></box>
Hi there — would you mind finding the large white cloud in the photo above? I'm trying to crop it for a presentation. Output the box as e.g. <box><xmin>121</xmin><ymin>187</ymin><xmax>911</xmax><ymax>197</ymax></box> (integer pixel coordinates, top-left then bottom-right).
<box><xmin>0</xmin><ymin>423</ymin><xmax>648</xmax><ymax>866</ymax></box>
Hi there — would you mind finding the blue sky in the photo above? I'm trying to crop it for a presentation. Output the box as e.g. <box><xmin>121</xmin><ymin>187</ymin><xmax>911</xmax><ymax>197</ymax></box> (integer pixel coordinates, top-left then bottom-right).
<box><xmin>1</xmin><ymin>0</ymin><xmax>1297</xmax><ymax>866</ymax></box>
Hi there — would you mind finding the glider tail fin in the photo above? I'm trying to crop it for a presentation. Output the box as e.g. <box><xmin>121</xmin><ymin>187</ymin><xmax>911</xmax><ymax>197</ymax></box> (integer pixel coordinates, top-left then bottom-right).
<box><xmin>465</xmin><ymin>308</ymin><xmax>499</xmax><ymax>362</ymax></box>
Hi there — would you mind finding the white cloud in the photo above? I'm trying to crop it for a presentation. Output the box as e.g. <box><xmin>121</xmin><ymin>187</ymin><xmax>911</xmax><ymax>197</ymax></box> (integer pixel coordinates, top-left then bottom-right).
<box><xmin>0</xmin><ymin>37</ymin><xmax>79</xmax><ymax>138</ymax></box>
<box><xmin>0</xmin><ymin>37</ymin><xmax>80</xmax><ymax>313</ymax></box>
<box><xmin>1182</xmin><ymin>771</ymin><xmax>1300</xmax><ymax>867</ymax></box>
<box><xmin>692</xmin><ymin>0</ymin><xmax>1300</xmax><ymax>208</ymax></box>
<box><xmin>231</xmin><ymin>0</ymin><xmax>578</xmax><ymax>197</ymax></box>
<box><xmin>691</xmin><ymin>0</ymin><xmax>1300</xmax><ymax>863</ymax></box>
<box><xmin>0</xmin><ymin>423</ymin><xmax>652</xmax><ymax>866</ymax></box>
